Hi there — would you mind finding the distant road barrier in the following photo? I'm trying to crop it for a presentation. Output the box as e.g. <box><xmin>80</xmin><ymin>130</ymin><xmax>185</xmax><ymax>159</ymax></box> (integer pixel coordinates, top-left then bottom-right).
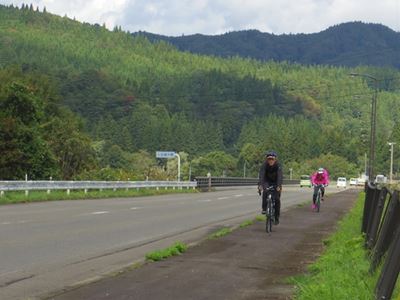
<box><xmin>0</xmin><ymin>180</ymin><xmax>197</xmax><ymax>196</ymax></box>
<box><xmin>194</xmin><ymin>177</ymin><xmax>299</xmax><ymax>189</ymax></box>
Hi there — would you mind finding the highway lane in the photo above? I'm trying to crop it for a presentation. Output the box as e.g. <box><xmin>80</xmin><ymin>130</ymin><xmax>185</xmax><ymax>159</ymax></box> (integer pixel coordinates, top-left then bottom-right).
<box><xmin>0</xmin><ymin>185</ymin><xmax>347</xmax><ymax>299</ymax></box>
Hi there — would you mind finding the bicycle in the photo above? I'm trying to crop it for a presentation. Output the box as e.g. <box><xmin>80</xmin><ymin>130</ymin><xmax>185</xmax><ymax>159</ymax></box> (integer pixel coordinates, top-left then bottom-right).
<box><xmin>313</xmin><ymin>184</ymin><xmax>324</xmax><ymax>212</ymax></box>
<box><xmin>264</xmin><ymin>186</ymin><xmax>277</xmax><ymax>233</ymax></box>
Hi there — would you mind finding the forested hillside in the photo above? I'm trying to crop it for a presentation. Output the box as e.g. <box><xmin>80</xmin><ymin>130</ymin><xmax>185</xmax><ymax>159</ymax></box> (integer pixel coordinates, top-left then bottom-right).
<box><xmin>137</xmin><ymin>22</ymin><xmax>400</xmax><ymax>68</ymax></box>
<box><xmin>1</xmin><ymin>4</ymin><xmax>400</xmax><ymax>181</ymax></box>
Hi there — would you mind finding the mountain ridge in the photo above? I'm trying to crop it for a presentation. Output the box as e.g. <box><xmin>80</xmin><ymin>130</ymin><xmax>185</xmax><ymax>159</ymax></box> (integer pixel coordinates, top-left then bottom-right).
<box><xmin>134</xmin><ymin>22</ymin><xmax>400</xmax><ymax>68</ymax></box>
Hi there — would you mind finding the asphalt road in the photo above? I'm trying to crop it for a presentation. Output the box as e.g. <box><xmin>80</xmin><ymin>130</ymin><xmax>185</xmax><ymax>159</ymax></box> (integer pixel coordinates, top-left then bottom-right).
<box><xmin>0</xmin><ymin>185</ymin><xmax>346</xmax><ymax>299</ymax></box>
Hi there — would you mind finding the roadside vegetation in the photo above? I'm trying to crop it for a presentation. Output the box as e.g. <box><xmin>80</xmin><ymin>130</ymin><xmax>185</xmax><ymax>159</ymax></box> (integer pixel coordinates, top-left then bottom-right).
<box><xmin>291</xmin><ymin>193</ymin><xmax>400</xmax><ymax>299</ymax></box>
<box><xmin>145</xmin><ymin>242</ymin><xmax>188</xmax><ymax>262</ymax></box>
<box><xmin>239</xmin><ymin>220</ymin><xmax>254</xmax><ymax>228</ymax></box>
<box><xmin>1</xmin><ymin>5</ymin><xmax>400</xmax><ymax>183</ymax></box>
<box><xmin>0</xmin><ymin>188</ymin><xmax>197</xmax><ymax>205</ymax></box>
<box><xmin>209</xmin><ymin>227</ymin><xmax>233</xmax><ymax>239</ymax></box>
<box><xmin>255</xmin><ymin>215</ymin><xmax>265</xmax><ymax>221</ymax></box>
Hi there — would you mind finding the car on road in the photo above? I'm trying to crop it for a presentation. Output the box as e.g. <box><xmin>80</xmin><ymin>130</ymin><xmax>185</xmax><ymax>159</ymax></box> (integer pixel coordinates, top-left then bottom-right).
<box><xmin>375</xmin><ymin>174</ymin><xmax>387</xmax><ymax>184</ymax></box>
<box><xmin>349</xmin><ymin>178</ymin><xmax>358</xmax><ymax>186</ymax></box>
<box><xmin>300</xmin><ymin>175</ymin><xmax>312</xmax><ymax>187</ymax></box>
<box><xmin>337</xmin><ymin>177</ymin><xmax>347</xmax><ymax>188</ymax></box>
<box><xmin>357</xmin><ymin>177</ymin><xmax>367</xmax><ymax>186</ymax></box>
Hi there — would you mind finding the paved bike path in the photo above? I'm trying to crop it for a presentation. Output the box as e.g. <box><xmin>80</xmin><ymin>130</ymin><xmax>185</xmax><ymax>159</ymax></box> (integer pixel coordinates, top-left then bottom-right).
<box><xmin>50</xmin><ymin>189</ymin><xmax>359</xmax><ymax>300</ymax></box>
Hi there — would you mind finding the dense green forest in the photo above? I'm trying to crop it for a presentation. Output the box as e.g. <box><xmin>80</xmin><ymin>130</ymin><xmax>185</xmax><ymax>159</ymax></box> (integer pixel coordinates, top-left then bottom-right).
<box><xmin>1</xmin><ymin>4</ymin><xmax>400</xmax><ymax>181</ymax></box>
<box><xmin>137</xmin><ymin>22</ymin><xmax>400</xmax><ymax>69</ymax></box>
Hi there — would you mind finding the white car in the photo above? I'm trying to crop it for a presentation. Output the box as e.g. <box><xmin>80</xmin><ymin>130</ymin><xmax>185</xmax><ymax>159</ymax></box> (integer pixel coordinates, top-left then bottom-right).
<box><xmin>337</xmin><ymin>177</ymin><xmax>347</xmax><ymax>188</ymax></box>
<box><xmin>375</xmin><ymin>174</ymin><xmax>387</xmax><ymax>184</ymax></box>
<box><xmin>349</xmin><ymin>178</ymin><xmax>358</xmax><ymax>186</ymax></box>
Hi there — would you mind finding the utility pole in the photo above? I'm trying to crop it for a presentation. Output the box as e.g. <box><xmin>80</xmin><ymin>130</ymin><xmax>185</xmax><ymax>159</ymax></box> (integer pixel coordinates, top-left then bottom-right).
<box><xmin>175</xmin><ymin>152</ymin><xmax>181</xmax><ymax>182</ymax></box>
<box><xmin>388</xmin><ymin>142</ymin><xmax>396</xmax><ymax>184</ymax></box>
<box><xmin>350</xmin><ymin>73</ymin><xmax>379</xmax><ymax>183</ymax></box>
<box><xmin>364</xmin><ymin>153</ymin><xmax>367</xmax><ymax>178</ymax></box>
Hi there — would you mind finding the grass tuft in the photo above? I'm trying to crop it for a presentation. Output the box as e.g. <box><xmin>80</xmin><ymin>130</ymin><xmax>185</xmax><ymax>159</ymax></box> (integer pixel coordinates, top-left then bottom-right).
<box><xmin>209</xmin><ymin>227</ymin><xmax>232</xmax><ymax>239</ymax></box>
<box><xmin>239</xmin><ymin>220</ymin><xmax>254</xmax><ymax>228</ymax></box>
<box><xmin>290</xmin><ymin>192</ymin><xmax>400</xmax><ymax>299</ymax></box>
<box><xmin>255</xmin><ymin>215</ymin><xmax>265</xmax><ymax>222</ymax></box>
<box><xmin>145</xmin><ymin>241</ymin><xmax>188</xmax><ymax>262</ymax></box>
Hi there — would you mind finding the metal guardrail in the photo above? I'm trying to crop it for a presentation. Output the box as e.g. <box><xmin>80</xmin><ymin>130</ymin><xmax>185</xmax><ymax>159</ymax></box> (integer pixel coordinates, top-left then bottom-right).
<box><xmin>194</xmin><ymin>177</ymin><xmax>300</xmax><ymax>189</ymax></box>
<box><xmin>363</xmin><ymin>183</ymin><xmax>400</xmax><ymax>299</ymax></box>
<box><xmin>0</xmin><ymin>177</ymin><xmax>301</xmax><ymax>195</ymax></box>
<box><xmin>0</xmin><ymin>180</ymin><xmax>197</xmax><ymax>195</ymax></box>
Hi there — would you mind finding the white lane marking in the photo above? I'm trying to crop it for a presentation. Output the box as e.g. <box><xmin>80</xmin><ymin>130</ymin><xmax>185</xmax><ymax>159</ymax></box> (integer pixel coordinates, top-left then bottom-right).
<box><xmin>1</xmin><ymin>220</ymin><xmax>30</xmax><ymax>225</ymax></box>
<box><xmin>130</xmin><ymin>207</ymin><xmax>143</xmax><ymax>210</ymax></box>
<box><xmin>217</xmin><ymin>197</ymin><xmax>229</xmax><ymax>200</ymax></box>
<box><xmin>234</xmin><ymin>194</ymin><xmax>243</xmax><ymax>197</ymax></box>
<box><xmin>198</xmin><ymin>199</ymin><xmax>212</xmax><ymax>203</ymax></box>
<box><xmin>90</xmin><ymin>211</ymin><xmax>109</xmax><ymax>215</ymax></box>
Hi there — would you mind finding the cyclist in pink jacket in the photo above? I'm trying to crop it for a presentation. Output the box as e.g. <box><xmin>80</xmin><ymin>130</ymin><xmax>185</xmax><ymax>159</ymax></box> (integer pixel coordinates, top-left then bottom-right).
<box><xmin>311</xmin><ymin>167</ymin><xmax>330</xmax><ymax>209</ymax></box>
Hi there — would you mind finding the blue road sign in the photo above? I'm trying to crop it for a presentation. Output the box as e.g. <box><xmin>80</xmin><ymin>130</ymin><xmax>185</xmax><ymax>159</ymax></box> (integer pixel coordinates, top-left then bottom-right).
<box><xmin>156</xmin><ymin>151</ymin><xmax>176</xmax><ymax>158</ymax></box>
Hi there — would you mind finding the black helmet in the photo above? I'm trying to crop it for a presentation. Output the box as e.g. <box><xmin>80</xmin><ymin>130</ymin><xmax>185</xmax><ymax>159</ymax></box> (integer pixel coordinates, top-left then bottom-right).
<box><xmin>264</xmin><ymin>150</ymin><xmax>277</xmax><ymax>159</ymax></box>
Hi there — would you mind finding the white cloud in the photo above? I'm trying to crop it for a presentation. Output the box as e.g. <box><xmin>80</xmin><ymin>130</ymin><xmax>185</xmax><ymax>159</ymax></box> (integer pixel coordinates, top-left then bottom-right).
<box><xmin>1</xmin><ymin>0</ymin><xmax>399</xmax><ymax>35</ymax></box>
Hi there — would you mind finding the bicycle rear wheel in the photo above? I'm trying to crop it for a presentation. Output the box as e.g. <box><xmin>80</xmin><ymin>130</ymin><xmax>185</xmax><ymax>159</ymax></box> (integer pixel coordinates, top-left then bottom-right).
<box><xmin>266</xmin><ymin>196</ymin><xmax>273</xmax><ymax>233</ymax></box>
<box><xmin>316</xmin><ymin>189</ymin><xmax>321</xmax><ymax>212</ymax></box>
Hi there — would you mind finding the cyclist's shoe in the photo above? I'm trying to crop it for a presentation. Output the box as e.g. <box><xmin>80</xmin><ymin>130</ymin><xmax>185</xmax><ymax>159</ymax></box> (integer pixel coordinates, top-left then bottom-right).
<box><xmin>321</xmin><ymin>197</ymin><xmax>324</xmax><ymax>201</ymax></box>
<box><xmin>261</xmin><ymin>210</ymin><xmax>266</xmax><ymax>215</ymax></box>
<box><xmin>274</xmin><ymin>218</ymin><xmax>279</xmax><ymax>225</ymax></box>
<box><xmin>311</xmin><ymin>204</ymin><xmax>316</xmax><ymax>210</ymax></box>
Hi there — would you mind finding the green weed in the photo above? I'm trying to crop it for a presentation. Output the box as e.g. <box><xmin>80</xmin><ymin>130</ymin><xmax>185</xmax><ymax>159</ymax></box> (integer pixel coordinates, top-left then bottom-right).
<box><xmin>239</xmin><ymin>220</ymin><xmax>254</xmax><ymax>228</ymax></box>
<box><xmin>255</xmin><ymin>215</ymin><xmax>265</xmax><ymax>221</ymax></box>
<box><xmin>209</xmin><ymin>227</ymin><xmax>232</xmax><ymax>239</ymax></box>
<box><xmin>145</xmin><ymin>242</ymin><xmax>188</xmax><ymax>262</ymax></box>
<box><xmin>290</xmin><ymin>193</ymin><xmax>392</xmax><ymax>299</ymax></box>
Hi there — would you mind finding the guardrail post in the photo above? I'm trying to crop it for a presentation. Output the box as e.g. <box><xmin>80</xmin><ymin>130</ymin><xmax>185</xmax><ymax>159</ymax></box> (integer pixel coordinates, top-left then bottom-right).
<box><xmin>371</xmin><ymin>191</ymin><xmax>400</xmax><ymax>272</ymax></box>
<box><xmin>362</xmin><ymin>183</ymin><xmax>376</xmax><ymax>234</ymax></box>
<box><xmin>0</xmin><ymin>191</ymin><xmax>4</xmax><ymax>197</ymax></box>
<box><xmin>366</xmin><ymin>188</ymin><xmax>388</xmax><ymax>249</ymax></box>
<box><xmin>25</xmin><ymin>190</ymin><xmax>29</xmax><ymax>197</ymax></box>
<box><xmin>375</xmin><ymin>225</ymin><xmax>400</xmax><ymax>300</ymax></box>
<box><xmin>66</xmin><ymin>189</ymin><xmax>70</xmax><ymax>195</ymax></box>
<box><xmin>84</xmin><ymin>189</ymin><xmax>88</xmax><ymax>194</ymax></box>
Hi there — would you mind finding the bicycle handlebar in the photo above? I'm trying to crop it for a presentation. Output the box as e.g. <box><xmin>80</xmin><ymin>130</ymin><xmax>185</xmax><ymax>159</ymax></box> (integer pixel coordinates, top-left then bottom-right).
<box><xmin>264</xmin><ymin>185</ymin><xmax>278</xmax><ymax>191</ymax></box>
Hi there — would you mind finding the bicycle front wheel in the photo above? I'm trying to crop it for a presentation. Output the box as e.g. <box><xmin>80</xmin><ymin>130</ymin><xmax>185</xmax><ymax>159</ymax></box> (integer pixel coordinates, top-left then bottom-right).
<box><xmin>316</xmin><ymin>190</ymin><xmax>321</xmax><ymax>212</ymax></box>
<box><xmin>266</xmin><ymin>196</ymin><xmax>273</xmax><ymax>233</ymax></box>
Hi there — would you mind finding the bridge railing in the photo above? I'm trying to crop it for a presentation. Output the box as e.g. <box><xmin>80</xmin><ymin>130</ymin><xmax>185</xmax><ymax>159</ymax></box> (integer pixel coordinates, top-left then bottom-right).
<box><xmin>363</xmin><ymin>183</ymin><xmax>400</xmax><ymax>299</ymax></box>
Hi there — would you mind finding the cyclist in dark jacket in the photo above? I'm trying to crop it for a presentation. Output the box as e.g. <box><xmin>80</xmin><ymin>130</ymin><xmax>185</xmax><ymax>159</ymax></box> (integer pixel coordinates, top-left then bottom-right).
<box><xmin>258</xmin><ymin>150</ymin><xmax>283</xmax><ymax>225</ymax></box>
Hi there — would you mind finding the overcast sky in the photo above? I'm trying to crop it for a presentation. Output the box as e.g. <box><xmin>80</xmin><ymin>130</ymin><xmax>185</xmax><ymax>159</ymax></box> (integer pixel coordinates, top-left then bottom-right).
<box><xmin>1</xmin><ymin>0</ymin><xmax>399</xmax><ymax>36</ymax></box>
